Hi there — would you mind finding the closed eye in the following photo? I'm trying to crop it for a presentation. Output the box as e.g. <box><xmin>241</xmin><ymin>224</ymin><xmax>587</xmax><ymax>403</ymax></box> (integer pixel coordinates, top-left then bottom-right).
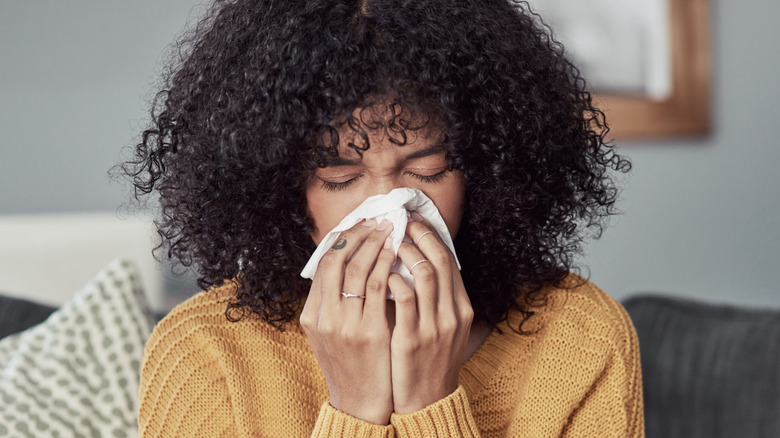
<box><xmin>318</xmin><ymin>174</ymin><xmax>363</xmax><ymax>192</ymax></box>
<box><xmin>407</xmin><ymin>169</ymin><xmax>448</xmax><ymax>184</ymax></box>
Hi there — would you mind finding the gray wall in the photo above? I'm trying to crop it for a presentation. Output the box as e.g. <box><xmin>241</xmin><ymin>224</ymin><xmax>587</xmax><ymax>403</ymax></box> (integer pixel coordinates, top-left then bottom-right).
<box><xmin>0</xmin><ymin>1</ymin><xmax>202</xmax><ymax>213</ymax></box>
<box><xmin>585</xmin><ymin>0</ymin><xmax>780</xmax><ymax>307</ymax></box>
<box><xmin>1</xmin><ymin>0</ymin><xmax>778</xmax><ymax>306</ymax></box>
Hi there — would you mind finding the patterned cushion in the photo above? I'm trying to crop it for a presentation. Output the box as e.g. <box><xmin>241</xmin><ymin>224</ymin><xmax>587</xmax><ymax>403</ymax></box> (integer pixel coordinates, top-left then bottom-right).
<box><xmin>0</xmin><ymin>259</ymin><xmax>154</xmax><ymax>437</ymax></box>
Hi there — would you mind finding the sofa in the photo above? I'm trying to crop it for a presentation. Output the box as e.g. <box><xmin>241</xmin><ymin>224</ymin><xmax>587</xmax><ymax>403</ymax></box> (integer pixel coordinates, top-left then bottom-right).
<box><xmin>624</xmin><ymin>294</ymin><xmax>780</xmax><ymax>437</ymax></box>
<box><xmin>1</xmin><ymin>263</ymin><xmax>778</xmax><ymax>437</ymax></box>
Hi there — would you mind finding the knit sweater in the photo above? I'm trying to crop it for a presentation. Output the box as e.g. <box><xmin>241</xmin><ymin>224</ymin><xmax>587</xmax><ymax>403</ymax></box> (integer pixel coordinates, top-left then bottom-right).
<box><xmin>138</xmin><ymin>275</ymin><xmax>644</xmax><ymax>437</ymax></box>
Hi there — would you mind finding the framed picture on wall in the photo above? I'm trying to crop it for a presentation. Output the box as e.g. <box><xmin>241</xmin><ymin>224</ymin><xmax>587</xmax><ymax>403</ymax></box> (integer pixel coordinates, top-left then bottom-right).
<box><xmin>526</xmin><ymin>0</ymin><xmax>711</xmax><ymax>140</ymax></box>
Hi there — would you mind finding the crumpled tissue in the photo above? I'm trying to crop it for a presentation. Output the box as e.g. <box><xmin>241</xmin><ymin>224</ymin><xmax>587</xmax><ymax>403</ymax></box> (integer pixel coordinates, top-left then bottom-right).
<box><xmin>300</xmin><ymin>188</ymin><xmax>460</xmax><ymax>293</ymax></box>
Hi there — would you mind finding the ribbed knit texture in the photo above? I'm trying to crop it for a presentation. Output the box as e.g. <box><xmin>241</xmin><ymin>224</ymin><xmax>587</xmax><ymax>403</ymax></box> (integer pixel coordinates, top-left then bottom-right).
<box><xmin>138</xmin><ymin>275</ymin><xmax>644</xmax><ymax>437</ymax></box>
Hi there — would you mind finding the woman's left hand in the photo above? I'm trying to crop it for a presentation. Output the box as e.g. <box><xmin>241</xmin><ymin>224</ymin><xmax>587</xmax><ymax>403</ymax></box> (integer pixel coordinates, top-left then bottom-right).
<box><xmin>388</xmin><ymin>218</ymin><xmax>474</xmax><ymax>414</ymax></box>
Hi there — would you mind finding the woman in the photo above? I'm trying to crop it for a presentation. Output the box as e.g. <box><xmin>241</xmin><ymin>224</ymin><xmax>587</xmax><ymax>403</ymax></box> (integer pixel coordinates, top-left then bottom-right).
<box><xmin>127</xmin><ymin>0</ymin><xmax>643</xmax><ymax>436</ymax></box>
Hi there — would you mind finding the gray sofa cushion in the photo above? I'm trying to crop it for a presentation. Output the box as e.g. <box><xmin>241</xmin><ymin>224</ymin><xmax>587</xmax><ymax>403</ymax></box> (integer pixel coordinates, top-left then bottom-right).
<box><xmin>624</xmin><ymin>295</ymin><xmax>780</xmax><ymax>438</ymax></box>
<box><xmin>0</xmin><ymin>294</ymin><xmax>57</xmax><ymax>340</ymax></box>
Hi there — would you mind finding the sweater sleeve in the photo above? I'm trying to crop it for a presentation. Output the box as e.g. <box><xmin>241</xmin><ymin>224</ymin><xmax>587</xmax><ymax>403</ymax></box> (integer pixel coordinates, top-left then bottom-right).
<box><xmin>312</xmin><ymin>402</ymin><xmax>395</xmax><ymax>437</ymax></box>
<box><xmin>390</xmin><ymin>386</ymin><xmax>480</xmax><ymax>437</ymax></box>
<box><xmin>138</xmin><ymin>305</ymin><xmax>239</xmax><ymax>436</ymax></box>
<box><xmin>560</xmin><ymin>298</ymin><xmax>645</xmax><ymax>438</ymax></box>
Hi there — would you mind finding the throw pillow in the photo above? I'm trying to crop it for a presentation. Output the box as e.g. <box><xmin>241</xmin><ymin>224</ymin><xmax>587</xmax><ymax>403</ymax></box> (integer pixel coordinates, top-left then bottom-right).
<box><xmin>0</xmin><ymin>259</ymin><xmax>154</xmax><ymax>437</ymax></box>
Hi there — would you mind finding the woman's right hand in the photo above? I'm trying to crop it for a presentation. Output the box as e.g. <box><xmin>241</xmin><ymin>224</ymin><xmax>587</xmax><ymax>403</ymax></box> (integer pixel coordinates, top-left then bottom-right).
<box><xmin>299</xmin><ymin>219</ymin><xmax>397</xmax><ymax>425</ymax></box>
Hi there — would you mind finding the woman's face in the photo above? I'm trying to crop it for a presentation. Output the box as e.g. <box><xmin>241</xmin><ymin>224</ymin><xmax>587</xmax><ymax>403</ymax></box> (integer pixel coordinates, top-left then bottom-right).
<box><xmin>305</xmin><ymin>123</ymin><xmax>466</xmax><ymax>245</ymax></box>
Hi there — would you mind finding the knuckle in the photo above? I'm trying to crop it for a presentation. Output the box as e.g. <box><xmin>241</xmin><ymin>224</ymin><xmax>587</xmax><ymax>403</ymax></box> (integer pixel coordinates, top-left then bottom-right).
<box><xmin>460</xmin><ymin>306</ymin><xmax>475</xmax><ymax>323</ymax></box>
<box><xmin>420</xmin><ymin>326</ymin><xmax>440</xmax><ymax>343</ymax></box>
<box><xmin>343</xmin><ymin>272</ymin><xmax>360</xmax><ymax>288</ymax></box>
<box><xmin>344</xmin><ymin>261</ymin><xmax>366</xmax><ymax>279</ymax></box>
<box><xmin>438</xmin><ymin>316</ymin><xmax>458</xmax><ymax>333</ymax></box>
<box><xmin>318</xmin><ymin>252</ymin><xmax>336</xmax><ymax>268</ymax></box>
<box><xmin>365</xmin><ymin>278</ymin><xmax>385</xmax><ymax>295</ymax></box>
<box><xmin>299</xmin><ymin>314</ymin><xmax>315</xmax><ymax>331</ymax></box>
<box><xmin>317</xmin><ymin>319</ymin><xmax>338</xmax><ymax>336</ymax></box>
<box><xmin>399</xmin><ymin>241</ymin><xmax>415</xmax><ymax>252</ymax></box>
<box><xmin>430</xmin><ymin>247</ymin><xmax>452</xmax><ymax>265</ymax></box>
<box><xmin>392</xmin><ymin>288</ymin><xmax>416</xmax><ymax>305</ymax></box>
<box><xmin>349</xmin><ymin>224</ymin><xmax>373</xmax><ymax>240</ymax></box>
<box><xmin>340</xmin><ymin>227</ymin><xmax>358</xmax><ymax>238</ymax></box>
<box><xmin>341</xmin><ymin>328</ymin><xmax>362</xmax><ymax>346</ymax></box>
<box><xmin>366</xmin><ymin>229</ymin><xmax>386</xmax><ymax>243</ymax></box>
<box><xmin>412</xmin><ymin>264</ymin><xmax>436</xmax><ymax>282</ymax></box>
<box><xmin>396</xmin><ymin>337</ymin><xmax>421</xmax><ymax>354</ymax></box>
<box><xmin>379</xmin><ymin>246</ymin><xmax>396</xmax><ymax>260</ymax></box>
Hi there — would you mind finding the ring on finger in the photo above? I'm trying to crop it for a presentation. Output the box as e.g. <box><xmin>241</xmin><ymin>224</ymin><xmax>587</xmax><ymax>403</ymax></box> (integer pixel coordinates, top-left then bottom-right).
<box><xmin>341</xmin><ymin>291</ymin><xmax>366</xmax><ymax>299</ymax></box>
<box><xmin>415</xmin><ymin>230</ymin><xmax>434</xmax><ymax>246</ymax></box>
<box><xmin>408</xmin><ymin>259</ymin><xmax>431</xmax><ymax>273</ymax></box>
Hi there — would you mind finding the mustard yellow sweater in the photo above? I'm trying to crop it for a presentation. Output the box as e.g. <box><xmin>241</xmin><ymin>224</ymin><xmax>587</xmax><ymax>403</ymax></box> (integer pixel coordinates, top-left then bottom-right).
<box><xmin>139</xmin><ymin>276</ymin><xmax>644</xmax><ymax>437</ymax></box>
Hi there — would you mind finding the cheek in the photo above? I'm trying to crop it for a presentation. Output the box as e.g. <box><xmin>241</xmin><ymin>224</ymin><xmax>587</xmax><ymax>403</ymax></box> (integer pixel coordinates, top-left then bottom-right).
<box><xmin>305</xmin><ymin>186</ymin><xmax>331</xmax><ymax>245</ymax></box>
<box><xmin>305</xmin><ymin>185</ymin><xmax>362</xmax><ymax>245</ymax></box>
<box><xmin>431</xmin><ymin>174</ymin><xmax>466</xmax><ymax>239</ymax></box>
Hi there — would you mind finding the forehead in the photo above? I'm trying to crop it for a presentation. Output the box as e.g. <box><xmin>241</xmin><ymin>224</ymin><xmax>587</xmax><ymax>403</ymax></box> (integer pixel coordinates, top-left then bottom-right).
<box><xmin>321</xmin><ymin>128</ymin><xmax>444</xmax><ymax>171</ymax></box>
<box><xmin>328</xmin><ymin>102</ymin><xmax>444</xmax><ymax>159</ymax></box>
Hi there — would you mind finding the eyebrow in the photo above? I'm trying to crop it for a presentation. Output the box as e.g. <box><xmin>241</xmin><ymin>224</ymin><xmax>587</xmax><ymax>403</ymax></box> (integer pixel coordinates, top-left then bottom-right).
<box><xmin>324</xmin><ymin>143</ymin><xmax>447</xmax><ymax>167</ymax></box>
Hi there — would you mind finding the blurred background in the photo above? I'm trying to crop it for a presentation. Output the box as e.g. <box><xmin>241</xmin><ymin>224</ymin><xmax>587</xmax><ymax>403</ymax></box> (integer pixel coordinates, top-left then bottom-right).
<box><xmin>1</xmin><ymin>0</ymin><xmax>778</xmax><ymax>312</ymax></box>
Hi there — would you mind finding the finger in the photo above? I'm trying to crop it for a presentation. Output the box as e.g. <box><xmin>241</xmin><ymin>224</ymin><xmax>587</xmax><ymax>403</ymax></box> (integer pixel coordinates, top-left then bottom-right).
<box><xmin>300</xmin><ymin>274</ymin><xmax>322</xmax><ymax>329</ymax></box>
<box><xmin>404</xmin><ymin>221</ymin><xmax>456</xmax><ymax>311</ymax></box>
<box><xmin>388</xmin><ymin>273</ymin><xmax>417</xmax><ymax>334</ymax></box>
<box><xmin>341</xmin><ymin>220</ymin><xmax>394</xmax><ymax>313</ymax></box>
<box><xmin>362</xmin><ymin>235</ymin><xmax>395</xmax><ymax>321</ymax></box>
<box><xmin>397</xmin><ymin>241</ymin><xmax>438</xmax><ymax>323</ymax></box>
<box><xmin>318</xmin><ymin>219</ymin><xmax>379</xmax><ymax>318</ymax></box>
<box><xmin>407</xmin><ymin>220</ymin><xmax>473</xmax><ymax>342</ymax></box>
<box><xmin>405</xmin><ymin>220</ymin><xmax>452</xmax><ymax>268</ymax></box>
<box><xmin>450</xmin><ymin>264</ymin><xmax>471</xmax><ymax>310</ymax></box>
<box><xmin>408</xmin><ymin>214</ymin><xmax>440</xmax><ymax>248</ymax></box>
<box><xmin>300</xmin><ymin>276</ymin><xmax>331</xmax><ymax>364</ymax></box>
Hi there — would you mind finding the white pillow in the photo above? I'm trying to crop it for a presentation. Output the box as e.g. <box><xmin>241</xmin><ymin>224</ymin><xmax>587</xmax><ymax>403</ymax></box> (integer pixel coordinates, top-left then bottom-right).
<box><xmin>0</xmin><ymin>259</ymin><xmax>154</xmax><ymax>437</ymax></box>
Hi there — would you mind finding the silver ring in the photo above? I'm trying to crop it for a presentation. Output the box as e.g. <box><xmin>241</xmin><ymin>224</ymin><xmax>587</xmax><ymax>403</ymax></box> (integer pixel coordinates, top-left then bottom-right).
<box><xmin>415</xmin><ymin>230</ymin><xmax>434</xmax><ymax>246</ymax></box>
<box><xmin>408</xmin><ymin>259</ymin><xmax>430</xmax><ymax>273</ymax></box>
<box><xmin>341</xmin><ymin>291</ymin><xmax>366</xmax><ymax>299</ymax></box>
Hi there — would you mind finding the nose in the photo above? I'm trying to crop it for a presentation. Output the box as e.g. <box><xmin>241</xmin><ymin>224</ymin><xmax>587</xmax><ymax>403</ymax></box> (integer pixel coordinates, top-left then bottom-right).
<box><xmin>365</xmin><ymin>175</ymin><xmax>402</xmax><ymax>198</ymax></box>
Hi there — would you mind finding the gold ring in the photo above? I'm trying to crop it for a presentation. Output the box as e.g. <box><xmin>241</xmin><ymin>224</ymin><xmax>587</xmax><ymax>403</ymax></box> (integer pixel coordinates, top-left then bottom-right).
<box><xmin>415</xmin><ymin>230</ymin><xmax>434</xmax><ymax>246</ymax></box>
<box><xmin>408</xmin><ymin>259</ymin><xmax>431</xmax><ymax>273</ymax></box>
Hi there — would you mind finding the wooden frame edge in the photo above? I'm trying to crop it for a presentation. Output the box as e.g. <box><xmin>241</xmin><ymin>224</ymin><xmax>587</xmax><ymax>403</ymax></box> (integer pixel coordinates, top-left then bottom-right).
<box><xmin>596</xmin><ymin>0</ymin><xmax>712</xmax><ymax>140</ymax></box>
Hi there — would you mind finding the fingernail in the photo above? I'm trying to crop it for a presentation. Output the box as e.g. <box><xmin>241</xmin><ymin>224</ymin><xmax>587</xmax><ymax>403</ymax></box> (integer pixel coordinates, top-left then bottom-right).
<box><xmin>361</xmin><ymin>218</ymin><xmax>376</xmax><ymax>227</ymax></box>
<box><xmin>410</xmin><ymin>212</ymin><xmax>423</xmax><ymax>222</ymax></box>
<box><xmin>384</xmin><ymin>236</ymin><xmax>392</xmax><ymax>249</ymax></box>
<box><xmin>377</xmin><ymin>220</ymin><xmax>392</xmax><ymax>231</ymax></box>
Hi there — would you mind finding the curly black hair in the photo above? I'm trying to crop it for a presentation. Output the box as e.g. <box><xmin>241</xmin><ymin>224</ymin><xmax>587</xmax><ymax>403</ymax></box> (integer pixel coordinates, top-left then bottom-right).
<box><xmin>122</xmin><ymin>0</ymin><xmax>630</xmax><ymax>331</ymax></box>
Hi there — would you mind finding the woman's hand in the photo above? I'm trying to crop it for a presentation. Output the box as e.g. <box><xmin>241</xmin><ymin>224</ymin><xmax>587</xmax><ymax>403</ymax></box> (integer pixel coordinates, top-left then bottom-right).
<box><xmin>299</xmin><ymin>219</ymin><xmax>396</xmax><ymax>425</ymax></box>
<box><xmin>388</xmin><ymin>217</ymin><xmax>474</xmax><ymax>414</ymax></box>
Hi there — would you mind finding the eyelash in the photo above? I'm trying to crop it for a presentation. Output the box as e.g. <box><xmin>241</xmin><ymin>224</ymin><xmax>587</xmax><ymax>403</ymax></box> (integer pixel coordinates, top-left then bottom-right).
<box><xmin>319</xmin><ymin>175</ymin><xmax>361</xmax><ymax>192</ymax></box>
<box><xmin>409</xmin><ymin>169</ymin><xmax>448</xmax><ymax>184</ymax></box>
<box><xmin>318</xmin><ymin>169</ymin><xmax>448</xmax><ymax>192</ymax></box>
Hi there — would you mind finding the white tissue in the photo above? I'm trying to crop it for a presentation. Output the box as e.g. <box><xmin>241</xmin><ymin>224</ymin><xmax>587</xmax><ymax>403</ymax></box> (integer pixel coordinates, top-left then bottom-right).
<box><xmin>300</xmin><ymin>188</ymin><xmax>460</xmax><ymax>292</ymax></box>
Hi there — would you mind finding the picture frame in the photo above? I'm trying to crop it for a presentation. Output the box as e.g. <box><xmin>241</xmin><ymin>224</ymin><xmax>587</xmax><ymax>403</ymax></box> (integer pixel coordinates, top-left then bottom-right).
<box><xmin>596</xmin><ymin>0</ymin><xmax>712</xmax><ymax>140</ymax></box>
